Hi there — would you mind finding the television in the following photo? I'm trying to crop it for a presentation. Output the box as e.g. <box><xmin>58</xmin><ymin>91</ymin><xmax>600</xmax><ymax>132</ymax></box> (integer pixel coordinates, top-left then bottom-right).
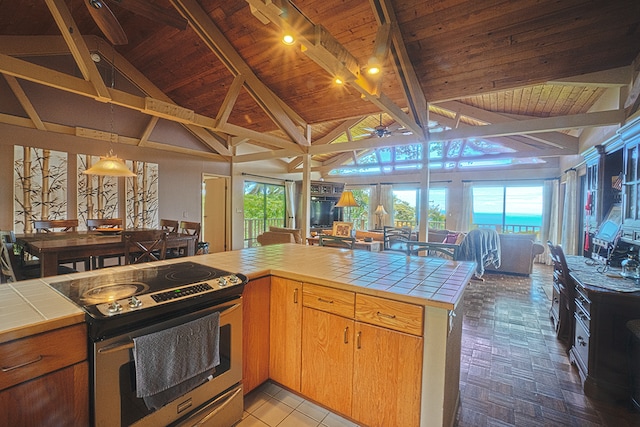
<box><xmin>310</xmin><ymin>198</ymin><xmax>342</xmax><ymax>228</ymax></box>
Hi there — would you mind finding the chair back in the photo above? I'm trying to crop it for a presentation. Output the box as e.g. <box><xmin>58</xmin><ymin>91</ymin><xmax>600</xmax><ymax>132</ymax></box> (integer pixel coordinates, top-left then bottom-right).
<box><xmin>87</xmin><ymin>218</ymin><xmax>122</xmax><ymax>230</ymax></box>
<box><xmin>319</xmin><ymin>235</ymin><xmax>355</xmax><ymax>249</ymax></box>
<box><xmin>180</xmin><ymin>221</ymin><xmax>201</xmax><ymax>241</ymax></box>
<box><xmin>160</xmin><ymin>219</ymin><xmax>179</xmax><ymax>233</ymax></box>
<box><xmin>547</xmin><ymin>240</ymin><xmax>572</xmax><ymax>289</ymax></box>
<box><xmin>123</xmin><ymin>230</ymin><xmax>168</xmax><ymax>264</ymax></box>
<box><xmin>383</xmin><ymin>226</ymin><xmax>412</xmax><ymax>253</ymax></box>
<box><xmin>34</xmin><ymin>219</ymin><xmax>78</xmax><ymax>233</ymax></box>
<box><xmin>1</xmin><ymin>233</ymin><xmax>19</xmax><ymax>282</ymax></box>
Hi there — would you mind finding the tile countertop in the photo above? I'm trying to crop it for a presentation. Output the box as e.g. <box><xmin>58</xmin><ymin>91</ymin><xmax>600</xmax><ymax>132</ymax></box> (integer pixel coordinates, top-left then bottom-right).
<box><xmin>0</xmin><ymin>244</ymin><xmax>476</xmax><ymax>344</ymax></box>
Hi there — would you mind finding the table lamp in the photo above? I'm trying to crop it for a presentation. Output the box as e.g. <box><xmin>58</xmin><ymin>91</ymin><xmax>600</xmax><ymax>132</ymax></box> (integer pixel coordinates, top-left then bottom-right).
<box><xmin>374</xmin><ymin>204</ymin><xmax>387</xmax><ymax>229</ymax></box>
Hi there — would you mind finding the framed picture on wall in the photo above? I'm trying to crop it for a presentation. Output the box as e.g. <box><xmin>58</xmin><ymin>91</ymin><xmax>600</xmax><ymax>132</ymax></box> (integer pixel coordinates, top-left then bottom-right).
<box><xmin>332</xmin><ymin>221</ymin><xmax>353</xmax><ymax>237</ymax></box>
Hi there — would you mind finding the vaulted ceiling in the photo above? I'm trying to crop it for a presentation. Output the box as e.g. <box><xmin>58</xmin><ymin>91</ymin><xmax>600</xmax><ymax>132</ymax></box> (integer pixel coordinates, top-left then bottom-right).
<box><xmin>1</xmin><ymin>0</ymin><xmax>639</xmax><ymax>175</ymax></box>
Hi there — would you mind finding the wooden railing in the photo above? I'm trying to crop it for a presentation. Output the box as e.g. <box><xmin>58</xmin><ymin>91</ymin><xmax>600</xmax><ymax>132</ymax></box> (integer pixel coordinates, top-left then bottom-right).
<box><xmin>244</xmin><ymin>218</ymin><xmax>285</xmax><ymax>248</ymax></box>
<box><xmin>474</xmin><ymin>223</ymin><xmax>540</xmax><ymax>237</ymax></box>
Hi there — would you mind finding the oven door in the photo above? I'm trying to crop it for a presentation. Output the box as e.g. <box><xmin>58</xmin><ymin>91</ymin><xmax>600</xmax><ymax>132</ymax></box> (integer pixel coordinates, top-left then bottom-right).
<box><xmin>93</xmin><ymin>297</ymin><xmax>242</xmax><ymax>427</ymax></box>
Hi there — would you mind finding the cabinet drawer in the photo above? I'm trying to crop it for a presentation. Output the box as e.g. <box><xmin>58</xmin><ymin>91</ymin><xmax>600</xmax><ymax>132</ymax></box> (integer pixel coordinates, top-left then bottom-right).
<box><xmin>0</xmin><ymin>324</ymin><xmax>87</xmax><ymax>391</ymax></box>
<box><xmin>573</xmin><ymin>313</ymin><xmax>590</xmax><ymax>371</ymax></box>
<box><xmin>355</xmin><ymin>294</ymin><xmax>424</xmax><ymax>336</ymax></box>
<box><xmin>303</xmin><ymin>283</ymin><xmax>354</xmax><ymax>318</ymax></box>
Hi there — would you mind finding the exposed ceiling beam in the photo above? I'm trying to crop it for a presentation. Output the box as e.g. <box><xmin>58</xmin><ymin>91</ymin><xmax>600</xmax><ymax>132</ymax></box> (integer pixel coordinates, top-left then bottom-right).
<box><xmin>232</xmin><ymin>147</ymin><xmax>305</xmax><ymax>163</ymax></box>
<box><xmin>0</xmin><ymin>112</ymin><xmax>226</xmax><ymax>161</ymax></box>
<box><xmin>3</xmin><ymin>74</ymin><xmax>46</xmax><ymax>131</ymax></box>
<box><xmin>44</xmin><ymin>0</ymin><xmax>110</xmax><ymax>101</ymax></box>
<box><xmin>137</xmin><ymin>116</ymin><xmax>159</xmax><ymax>147</ymax></box>
<box><xmin>547</xmin><ymin>66</ymin><xmax>631</xmax><ymax>87</ymax></box>
<box><xmin>171</xmin><ymin>0</ymin><xmax>309</xmax><ymax>146</ymax></box>
<box><xmin>435</xmin><ymin>109</ymin><xmax>625</xmax><ymax>141</ymax></box>
<box><xmin>245</xmin><ymin>0</ymin><xmax>423</xmax><ymax>138</ymax></box>
<box><xmin>371</xmin><ymin>0</ymin><xmax>428</xmax><ymax>135</ymax></box>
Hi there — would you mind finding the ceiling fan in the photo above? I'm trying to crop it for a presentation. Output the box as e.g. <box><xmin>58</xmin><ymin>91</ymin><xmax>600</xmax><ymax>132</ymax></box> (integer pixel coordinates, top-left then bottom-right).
<box><xmin>85</xmin><ymin>0</ymin><xmax>188</xmax><ymax>45</ymax></box>
<box><xmin>355</xmin><ymin>114</ymin><xmax>412</xmax><ymax>139</ymax></box>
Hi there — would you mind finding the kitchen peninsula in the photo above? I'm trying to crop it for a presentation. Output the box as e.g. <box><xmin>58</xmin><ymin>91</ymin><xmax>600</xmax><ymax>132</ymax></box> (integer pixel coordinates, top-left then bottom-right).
<box><xmin>0</xmin><ymin>244</ymin><xmax>476</xmax><ymax>427</ymax></box>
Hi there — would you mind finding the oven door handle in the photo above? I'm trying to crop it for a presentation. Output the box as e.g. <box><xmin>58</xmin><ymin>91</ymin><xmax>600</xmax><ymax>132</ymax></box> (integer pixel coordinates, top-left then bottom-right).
<box><xmin>97</xmin><ymin>301</ymin><xmax>241</xmax><ymax>355</ymax></box>
<box><xmin>98</xmin><ymin>341</ymin><xmax>134</xmax><ymax>354</ymax></box>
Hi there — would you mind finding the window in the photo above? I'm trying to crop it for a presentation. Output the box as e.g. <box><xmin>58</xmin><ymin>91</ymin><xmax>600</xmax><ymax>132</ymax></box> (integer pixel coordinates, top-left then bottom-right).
<box><xmin>471</xmin><ymin>185</ymin><xmax>543</xmax><ymax>235</ymax></box>
<box><xmin>243</xmin><ymin>182</ymin><xmax>285</xmax><ymax>247</ymax></box>
<box><xmin>393</xmin><ymin>189</ymin><xmax>418</xmax><ymax>228</ymax></box>
<box><xmin>428</xmin><ymin>188</ymin><xmax>447</xmax><ymax>230</ymax></box>
<box><xmin>346</xmin><ymin>188</ymin><xmax>370</xmax><ymax>230</ymax></box>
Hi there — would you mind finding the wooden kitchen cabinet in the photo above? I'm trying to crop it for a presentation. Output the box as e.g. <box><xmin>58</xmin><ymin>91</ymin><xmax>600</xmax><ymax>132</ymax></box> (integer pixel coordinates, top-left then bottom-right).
<box><xmin>352</xmin><ymin>322</ymin><xmax>422</xmax><ymax>427</ymax></box>
<box><xmin>0</xmin><ymin>323</ymin><xmax>88</xmax><ymax>427</ymax></box>
<box><xmin>300</xmin><ymin>284</ymin><xmax>424</xmax><ymax>426</ymax></box>
<box><xmin>269</xmin><ymin>277</ymin><xmax>302</xmax><ymax>391</ymax></box>
<box><xmin>242</xmin><ymin>276</ymin><xmax>271</xmax><ymax>394</ymax></box>
<box><xmin>301</xmin><ymin>306</ymin><xmax>354</xmax><ymax>416</ymax></box>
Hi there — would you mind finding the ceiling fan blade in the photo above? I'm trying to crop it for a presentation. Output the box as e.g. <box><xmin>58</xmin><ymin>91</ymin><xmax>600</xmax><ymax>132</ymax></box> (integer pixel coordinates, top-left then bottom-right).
<box><xmin>85</xmin><ymin>0</ymin><xmax>128</xmax><ymax>45</ymax></box>
<box><xmin>108</xmin><ymin>0</ymin><xmax>188</xmax><ymax>30</ymax></box>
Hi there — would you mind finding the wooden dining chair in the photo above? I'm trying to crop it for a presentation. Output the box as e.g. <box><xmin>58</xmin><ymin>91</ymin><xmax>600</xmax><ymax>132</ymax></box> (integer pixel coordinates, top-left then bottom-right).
<box><xmin>123</xmin><ymin>230</ymin><xmax>169</xmax><ymax>264</ymax></box>
<box><xmin>87</xmin><ymin>218</ymin><xmax>124</xmax><ymax>268</ymax></box>
<box><xmin>33</xmin><ymin>219</ymin><xmax>90</xmax><ymax>270</ymax></box>
<box><xmin>178</xmin><ymin>221</ymin><xmax>201</xmax><ymax>256</ymax></box>
<box><xmin>1</xmin><ymin>231</ymin><xmax>74</xmax><ymax>282</ymax></box>
<box><xmin>34</xmin><ymin>219</ymin><xmax>79</xmax><ymax>233</ymax></box>
<box><xmin>160</xmin><ymin>219</ymin><xmax>179</xmax><ymax>233</ymax></box>
<box><xmin>87</xmin><ymin>218</ymin><xmax>123</xmax><ymax>230</ymax></box>
<box><xmin>319</xmin><ymin>235</ymin><xmax>356</xmax><ymax>249</ymax></box>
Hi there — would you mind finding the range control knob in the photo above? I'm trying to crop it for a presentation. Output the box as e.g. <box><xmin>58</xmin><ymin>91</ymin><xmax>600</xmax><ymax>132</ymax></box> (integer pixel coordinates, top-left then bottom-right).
<box><xmin>108</xmin><ymin>301</ymin><xmax>122</xmax><ymax>313</ymax></box>
<box><xmin>218</xmin><ymin>277</ymin><xmax>228</xmax><ymax>287</ymax></box>
<box><xmin>128</xmin><ymin>296</ymin><xmax>142</xmax><ymax>308</ymax></box>
<box><xmin>229</xmin><ymin>275</ymin><xmax>239</xmax><ymax>284</ymax></box>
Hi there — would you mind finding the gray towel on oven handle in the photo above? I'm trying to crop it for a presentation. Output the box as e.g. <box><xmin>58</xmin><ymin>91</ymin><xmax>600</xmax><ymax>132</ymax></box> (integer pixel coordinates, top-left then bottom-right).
<box><xmin>133</xmin><ymin>312</ymin><xmax>220</xmax><ymax>400</ymax></box>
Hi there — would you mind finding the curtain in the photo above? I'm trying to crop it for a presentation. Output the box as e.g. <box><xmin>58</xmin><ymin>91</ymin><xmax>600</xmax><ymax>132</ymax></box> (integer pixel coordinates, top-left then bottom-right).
<box><xmin>368</xmin><ymin>184</ymin><xmax>379</xmax><ymax>230</ymax></box>
<box><xmin>285</xmin><ymin>181</ymin><xmax>296</xmax><ymax>228</ymax></box>
<box><xmin>458</xmin><ymin>182</ymin><xmax>473</xmax><ymax>232</ymax></box>
<box><xmin>536</xmin><ymin>179</ymin><xmax>559</xmax><ymax>265</ymax></box>
<box><xmin>561</xmin><ymin>169</ymin><xmax>578</xmax><ymax>255</ymax></box>
<box><xmin>380</xmin><ymin>184</ymin><xmax>393</xmax><ymax>227</ymax></box>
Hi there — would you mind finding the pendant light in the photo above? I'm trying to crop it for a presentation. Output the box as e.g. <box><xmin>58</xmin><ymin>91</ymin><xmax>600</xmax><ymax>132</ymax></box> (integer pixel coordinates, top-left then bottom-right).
<box><xmin>82</xmin><ymin>150</ymin><xmax>136</xmax><ymax>177</ymax></box>
<box><xmin>83</xmin><ymin>48</ymin><xmax>135</xmax><ymax>178</ymax></box>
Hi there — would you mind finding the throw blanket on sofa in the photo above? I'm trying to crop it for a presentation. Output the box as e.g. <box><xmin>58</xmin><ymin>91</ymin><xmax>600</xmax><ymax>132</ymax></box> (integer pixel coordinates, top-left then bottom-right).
<box><xmin>458</xmin><ymin>229</ymin><xmax>501</xmax><ymax>278</ymax></box>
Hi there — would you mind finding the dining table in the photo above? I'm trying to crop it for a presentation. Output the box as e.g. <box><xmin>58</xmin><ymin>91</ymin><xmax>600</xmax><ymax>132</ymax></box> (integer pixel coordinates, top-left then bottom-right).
<box><xmin>15</xmin><ymin>230</ymin><xmax>198</xmax><ymax>278</ymax></box>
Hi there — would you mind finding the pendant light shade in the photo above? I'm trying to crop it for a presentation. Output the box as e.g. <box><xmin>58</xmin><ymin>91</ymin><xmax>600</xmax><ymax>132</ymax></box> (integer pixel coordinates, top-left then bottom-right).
<box><xmin>83</xmin><ymin>152</ymin><xmax>135</xmax><ymax>177</ymax></box>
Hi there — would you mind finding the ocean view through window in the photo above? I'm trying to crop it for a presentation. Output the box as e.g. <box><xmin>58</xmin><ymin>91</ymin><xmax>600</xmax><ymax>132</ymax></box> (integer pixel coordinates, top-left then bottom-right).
<box><xmin>472</xmin><ymin>185</ymin><xmax>543</xmax><ymax>235</ymax></box>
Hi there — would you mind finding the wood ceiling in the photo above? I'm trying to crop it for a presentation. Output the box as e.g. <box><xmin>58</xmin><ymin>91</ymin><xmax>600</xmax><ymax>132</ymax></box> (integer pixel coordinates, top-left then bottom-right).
<box><xmin>1</xmin><ymin>0</ymin><xmax>639</xmax><ymax>174</ymax></box>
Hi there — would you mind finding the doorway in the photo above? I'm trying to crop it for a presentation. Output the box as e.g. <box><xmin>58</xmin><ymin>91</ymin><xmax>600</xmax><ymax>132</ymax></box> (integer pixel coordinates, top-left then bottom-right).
<box><xmin>203</xmin><ymin>175</ymin><xmax>229</xmax><ymax>253</ymax></box>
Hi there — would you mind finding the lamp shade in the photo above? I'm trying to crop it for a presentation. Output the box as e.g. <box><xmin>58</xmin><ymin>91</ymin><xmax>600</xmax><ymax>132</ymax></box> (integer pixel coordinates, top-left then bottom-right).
<box><xmin>374</xmin><ymin>204</ymin><xmax>387</xmax><ymax>215</ymax></box>
<box><xmin>335</xmin><ymin>190</ymin><xmax>358</xmax><ymax>207</ymax></box>
<box><xmin>83</xmin><ymin>153</ymin><xmax>136</xmax><ymax>177</ymax></box>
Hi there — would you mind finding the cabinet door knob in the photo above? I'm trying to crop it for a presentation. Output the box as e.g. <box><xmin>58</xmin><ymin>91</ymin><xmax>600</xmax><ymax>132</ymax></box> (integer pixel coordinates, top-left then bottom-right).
<box><xmin>344</xmin><ymin>326</ymin><xmax>349</xmax><ymax>344</ymax></box>
<box><xmin>2</xmin><ymin>355</ymin><xmax>43</xmax><ymax>372</ymax></box>
<box><xmin>577</xmin><ymin>336</ymin><xmax>587</xmax><ymax>346</ymax></box>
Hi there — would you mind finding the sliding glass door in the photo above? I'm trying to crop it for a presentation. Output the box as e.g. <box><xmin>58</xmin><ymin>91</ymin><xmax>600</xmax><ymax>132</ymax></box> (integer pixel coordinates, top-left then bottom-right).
<box><xmin>243</xmin><ymin>182</ymin><xmax>285</xmax><ymax>247</ymax></box>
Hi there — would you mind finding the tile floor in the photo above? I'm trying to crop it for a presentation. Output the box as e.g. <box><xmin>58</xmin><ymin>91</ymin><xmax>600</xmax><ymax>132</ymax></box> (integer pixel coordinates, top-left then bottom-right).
<box><xmin>240</xmin><ymin>263</ymin><xmax>640</xmax><ymax>426</ymax></box>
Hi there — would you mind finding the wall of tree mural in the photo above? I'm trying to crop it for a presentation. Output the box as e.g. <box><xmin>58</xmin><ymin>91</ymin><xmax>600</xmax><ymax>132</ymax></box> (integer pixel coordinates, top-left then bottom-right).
<box><xmin>13</xmin><ymin>145</ymin><xmax>158</xmax><ymax>233</ymax></box>
<box><xmin>14</xmin><ymin>146</ymin><xmax>68</xmax><ymax>234</ymax></box>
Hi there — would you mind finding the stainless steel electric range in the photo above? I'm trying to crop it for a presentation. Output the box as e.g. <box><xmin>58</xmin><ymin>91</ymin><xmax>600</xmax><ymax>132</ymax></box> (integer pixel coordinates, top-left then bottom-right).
<box><xmin>49</xmin><ymin>260</ymin><xmax>248</xmax><ymax>427</ymax></box>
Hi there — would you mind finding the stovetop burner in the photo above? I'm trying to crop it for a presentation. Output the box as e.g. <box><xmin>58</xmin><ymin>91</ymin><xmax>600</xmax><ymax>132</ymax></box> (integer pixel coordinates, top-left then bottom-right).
<box><xmin>49</xmin><ymin>261</ymin><xmax>248</xmax><ymax>341</ymax></box>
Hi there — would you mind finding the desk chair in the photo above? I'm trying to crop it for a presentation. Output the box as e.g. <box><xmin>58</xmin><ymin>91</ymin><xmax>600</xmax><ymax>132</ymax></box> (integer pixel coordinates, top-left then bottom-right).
<box><xmin>87</xmin><ymin>218</ymin><xmax>124</xmax><ymax>268</ymax></box>
<box><xmin>548</xmin><ymin>241</ymin><xmax>575</xmax><ymax>347</ymax></box>
<box><xmin>319</xmin><ymin>235</ymin><xmax>355</xmax><ymax>249</ymax></box>
<box><xmin>123</xmin><ymin>230</ymin><xmax>168</xmax><ymax>264</ymax></box>
<box><xmin>33</xmin><ymin>219</ymin><xmax>90</xmax><ymax>271</ymax></box>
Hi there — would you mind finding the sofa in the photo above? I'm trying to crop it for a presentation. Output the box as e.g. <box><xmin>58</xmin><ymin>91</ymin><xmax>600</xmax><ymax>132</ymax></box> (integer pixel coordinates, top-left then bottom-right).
<box><xmin>485</xmin><ymin>233</ymin><xmax>545</xmax><ymax>276</ymax></box>
<box><xmin>425</xmin><ymin>229</ymin><xmax>544</xmax><ymax>276</ymax></box>
<box><xmin>256</xmin><ymin>227</ymin><xmax>303</xmax><ymax>246</ymax></box>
